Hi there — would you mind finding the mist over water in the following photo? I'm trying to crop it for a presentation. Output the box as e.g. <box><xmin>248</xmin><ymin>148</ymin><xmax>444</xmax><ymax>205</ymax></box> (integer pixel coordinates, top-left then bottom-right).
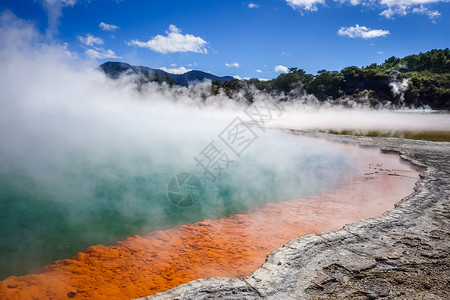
<box><xmin>0</xmin><ymin>11</ymin><xmax>447</xmax><ymax>280</ymax></box>
<box><xmin>0</xmin><ymin>12</ymin><xmax>352</xmax><ymax>279</ymax></box>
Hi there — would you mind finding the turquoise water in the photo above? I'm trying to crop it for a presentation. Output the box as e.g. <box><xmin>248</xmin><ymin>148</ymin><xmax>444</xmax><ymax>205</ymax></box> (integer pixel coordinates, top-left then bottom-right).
<box><xmin>0</xmin><ymin>133</ymin><xmax>351</xmax><ymax>279</ymax></box>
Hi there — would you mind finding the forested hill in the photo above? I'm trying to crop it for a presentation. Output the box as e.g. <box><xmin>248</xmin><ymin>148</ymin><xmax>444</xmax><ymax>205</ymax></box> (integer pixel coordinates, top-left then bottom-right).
<box><xmin>99</xmin><ymin>49</ymin><xmax>450</xmax><ymax>110</ymax></box>
<box><xmin>99</xmin><ymin>62</ymin><xmax>233</xmax><ymax>87</ymax></box>
<box><xmin>382</xmin><ymin>49</ymin><xmax>450</xmax><ymax>73</ymax></box>
<box><xmin>214</xmin><ymin>48</ymin><xmax>450</xmax><ymax>110</ymax></box>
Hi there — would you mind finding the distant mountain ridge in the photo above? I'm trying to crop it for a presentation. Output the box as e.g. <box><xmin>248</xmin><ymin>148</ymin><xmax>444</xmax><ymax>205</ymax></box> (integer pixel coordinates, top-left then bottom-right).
<box><xmin>99</xmin><ymin>62</ymin><xmax>234</xmax><ymax>86</ymax></box>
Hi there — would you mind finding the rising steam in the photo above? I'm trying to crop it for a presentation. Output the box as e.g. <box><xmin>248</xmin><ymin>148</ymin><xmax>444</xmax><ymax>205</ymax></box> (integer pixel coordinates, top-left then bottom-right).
<box><xmin>390</xmin><ymin>78</ymin><xmax>409</xmax><ymax>104</ymax></box>
<box><xmin>0</xmin><ymin>10</ymin><xmax>449</xmax><ymax>280</ymax></box>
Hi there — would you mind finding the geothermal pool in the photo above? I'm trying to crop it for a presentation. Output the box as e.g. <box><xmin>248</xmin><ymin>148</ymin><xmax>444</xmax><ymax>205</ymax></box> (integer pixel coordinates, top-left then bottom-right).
<box><xmin>0</xmin><ymin>17</ymin><xmax>443</xmax><ymax>299</ymax></box>
<box><xmin>0</xmin><ymin>134</ymin><xmax>419</xmax><ymax>300</ymax></box>
<box><xmin>0</xmin><ymin>131</ymin><xmax>349</xmax><ymax>279</ymax></box>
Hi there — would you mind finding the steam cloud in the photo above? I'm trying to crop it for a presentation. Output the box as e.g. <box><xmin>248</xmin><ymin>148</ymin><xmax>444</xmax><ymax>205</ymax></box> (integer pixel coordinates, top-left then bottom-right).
<box><xmin>0</xmin><ymin>11</ymin><xmax>347</xmax><ymax>278</ymax></box>
<box><xmin>0</xmin><ymin>10</ymin><xmax>449</xmax><ymax>279</ymax></box>
<box><xmin>390</xmin><ymin>78</ymin><xmax>409</xmax><ymax>104</ymax></box>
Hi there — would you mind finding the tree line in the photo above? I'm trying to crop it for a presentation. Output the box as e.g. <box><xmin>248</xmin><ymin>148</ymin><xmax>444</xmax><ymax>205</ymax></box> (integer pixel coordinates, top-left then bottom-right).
<box><xmin>212</xmin><ymin>48</ymin><xmax>450</xmax><ymax>109</ymax></box>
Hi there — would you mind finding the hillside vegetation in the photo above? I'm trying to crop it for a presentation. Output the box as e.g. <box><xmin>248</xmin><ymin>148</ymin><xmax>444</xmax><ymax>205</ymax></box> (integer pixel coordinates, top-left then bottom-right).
<box><xmin>213</xmin><ymin>49</ymin><xmax>450</xmax><ymax>109</ymax></box>
<box><xmin>100</xmin><ymin>49</ymin><xmax>450</xmax><ymax>110</ymax></box>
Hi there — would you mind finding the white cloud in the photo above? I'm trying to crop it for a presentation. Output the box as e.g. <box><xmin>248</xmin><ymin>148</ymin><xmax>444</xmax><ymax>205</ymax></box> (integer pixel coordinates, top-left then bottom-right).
<box><xmin>370</xmin><ymin>0</ymin><xmax>444</xmax><ymax>20</ymax></box>
<box><xmin>78</xmin><ymin>32</ymin><xmax>120</xmax><ymax>60</ymax></box>
<box><xmin>338</xmin><ymin>24</ymin><xmax>390</xmax><ymax>39</ymax></box>
<box><xmin>411</xmin><ymin>5</ymin><xmax>441</xmax><ymax>20</ymax></box>
<box><xmin>85</xmin><ymin>48</ymin><xmax>120</xmax><ymax>59</ymax></box>
<box><xmin>427</xmin><ymin>10</ymin><xmax>441</xmax><ymax>19</ymax></box>
<box><xmin>78</xmin><ymin>34</ymin><xmax>104</xmax><ymax>46</ymax></box>
<box><xmin>225</xmin><ymin>62</ymin><xmax>240</xmax><ymax>68</ymax></box>
<box><xmin>160</xmin><ymin>66</ymin><xmax>192</xmax><ymax>74</ymax></box>
<box><xmin>274</xmin><ymin>65</ymin><xmax>289</xmax><ymax>73</ymax></box>
<box><xmin>342</xmin><ymin>0</ymin><xmax>361</xmax><ymax>5</ymax></box>
<box><xmin>378</xmin><ymin>51</ymin><xmax>385</xmax><ymax>54</ymax></box>
<box><xmin>285</xmin><ymin>0</ymin><xmax>326</xmax><ymax>12</ymax></box>
<box><xmin>46</xmin><ymin>0</ymin><xmax>77</xmax><ymax>4</ymax></box>
<box><xmin>286</xmin><ymin>0</ymin><xmax>445</xmax><ymax>19</ymax></box>
<box><xmin>248</xmin><ymin>3</ymin><xmax>260</xmax><ymax>8</ymax></box>
<box><xmin>99</xmin><ymin>22</ymin><xmax>119</xmax><ymax>31</ymax></box>
<box><xmin>380</xmin><ymin>0</ymin><xmax>443</xmax><ymax>6</ymax></box>
<box><xmin>167</xmin><ymin>24</ymin><xmax>180</xmax><ymax>33</ymax></box>
<box><xmin>380</xmin><ymin>6</ymin><xmax>407</xmax><ymax>18</ymax></box>
<box><xmin>128</xmin><ymin>25</ymin><xmax>208</xmax><ymax>54</ymax></box>
<box><xmin>233</xmin><ymin>75</ymin><xmax>250</xmax><ymax>80</ymax></box>
<box><xmin>380</xmin><ymin>8</ymin><xmax>393</xmax><ymax>17</ymax></box>
<box><xmin>255</xmin><ymin>69</ymin><xmax>262</xmax><ymax>73</ymax></box>
<box><xmin>258</xmin><ymin>78</ymin><xmax>269</xmax><ymax>81</ymax></box>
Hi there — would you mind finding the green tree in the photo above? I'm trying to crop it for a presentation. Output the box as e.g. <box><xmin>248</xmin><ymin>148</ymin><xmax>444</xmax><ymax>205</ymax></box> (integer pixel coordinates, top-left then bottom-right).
<box><xmin>308</xmin><ymin>70</ymin><xmax>343</xmax><ymax>100</ymax></box>
<box><xmin>270</xmin><ymin>68</ymin><xmax>313</xmax><ymax>93</ymax></box>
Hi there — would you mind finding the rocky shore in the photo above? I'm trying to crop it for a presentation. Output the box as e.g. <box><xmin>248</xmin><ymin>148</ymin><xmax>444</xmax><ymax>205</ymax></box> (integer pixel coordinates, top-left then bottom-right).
<box><xmin>143</xmin><ymin>132</ymin><xmax>450</xmax><ymax>300</ymax></box>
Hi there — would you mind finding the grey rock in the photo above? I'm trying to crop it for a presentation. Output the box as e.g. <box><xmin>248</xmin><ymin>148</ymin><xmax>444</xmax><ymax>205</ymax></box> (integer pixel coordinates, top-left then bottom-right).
<box><xmin>138</xmin><ymin>133</ymin><xmax>450</xmax><ymax>300</ymax></box>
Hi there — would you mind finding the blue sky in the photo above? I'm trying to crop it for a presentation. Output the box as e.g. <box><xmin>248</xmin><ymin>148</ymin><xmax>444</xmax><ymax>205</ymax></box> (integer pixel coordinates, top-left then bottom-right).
<box><xmin>1</xmin><ymin>0</ymin><xmax>449</xmax><ymax>79</ymax></box>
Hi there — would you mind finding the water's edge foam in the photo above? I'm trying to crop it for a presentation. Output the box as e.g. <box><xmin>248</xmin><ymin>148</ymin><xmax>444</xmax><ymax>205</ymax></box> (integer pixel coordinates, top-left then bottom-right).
<box><xmin>144</xmin><ymin>132</ymin><xmax>450</xmax><ymax>299</ymax></box>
